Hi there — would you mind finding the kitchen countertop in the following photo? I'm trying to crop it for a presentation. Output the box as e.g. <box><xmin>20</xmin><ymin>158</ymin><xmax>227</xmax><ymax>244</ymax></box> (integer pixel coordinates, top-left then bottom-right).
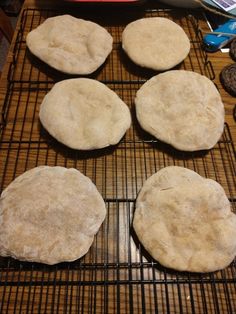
<box><xmin>0</xmin><ymin>1</ymin><xmax>235</xmax><ymax>313</ymax></box>
<box><xmin>1</xmin><ymin>0</ymin><xmax>235</xmax><ymax>136</ymax></box>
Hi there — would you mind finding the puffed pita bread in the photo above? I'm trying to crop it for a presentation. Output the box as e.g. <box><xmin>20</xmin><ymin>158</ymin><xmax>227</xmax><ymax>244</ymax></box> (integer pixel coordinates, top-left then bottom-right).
<box><xmin>135</xmin><ymin>70</ymin><xmax>225</xmax><ymax>151</ymax></box>
<box><xmin>39</xmin><ymin>78</ymin><xmax>131</xmax><ymax>150</ymax></box>
<box><xmin>0</xmin><ymin>166</ymin><xmax>106</xmax><ymax>265</ymax></box>
<box><xmin>133</xmin><ymin>166</ymin><xmax>236</xmax><ymax>273</ymax></box>
<box><xmin>26</xmin><ymin>15</ymin><xmax>113</xmax><ymax>74</ymax></box>
<box><xmin>122</xmin><ymin>17</ymin><xmax>190</xmax><ymax>71</ymax></box>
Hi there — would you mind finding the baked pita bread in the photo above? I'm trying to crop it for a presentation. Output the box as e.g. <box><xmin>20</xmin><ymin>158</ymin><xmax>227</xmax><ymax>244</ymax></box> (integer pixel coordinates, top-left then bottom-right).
<box><xmin>39</xmin><ymin>78</ymin><xmax>131</xmax><ymax>150</ymax></box>
<box><xmin>135</xmin><ymin>70</ymin><xmax>225</xmax><ymax>151</ymax></box>
<box><xmin>122</xmin><ymin>17</ymin><xmax>190</xmax><ymax>71</ymax></box>
<box><xmin>133</xmin><ymin>166</ymin><xmax>236</xmax><ymax>273</ymax></box>
<box><xmin>26</xmin><ymin>15</ymin><xmax>113</xmax><ymax>74</ymax></box>
<box><xmin>0</xmin><ymin>166</ymin><xmax>106</xmax><ymax>265</ymax></box>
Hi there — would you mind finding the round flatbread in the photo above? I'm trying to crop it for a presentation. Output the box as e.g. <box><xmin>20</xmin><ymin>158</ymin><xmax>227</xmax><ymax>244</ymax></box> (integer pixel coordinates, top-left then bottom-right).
<box><xmin>26</xmin><ymin>15</ymin><xmax>113</xmax><ymax>75</ymax></box>
<box><xmin>0</xmin><ymin>166</ymin><xmax>106</xmax><ymax>265</ymax></box>
<box><xmin>39</xmin><ymin>78</ymin><xmax>131</xmax><ymax>150</ymax></box>
<box><xmin>122</xmin><ymin>17</ymin><xmax>190</xmax><ymax>71</ymax></box>
<box><xmin>133</xmin><ymin>166</ymin><xmax>236</xmax><ymax>273</ymax></box>
<box><xmin>135</xmin><ymin>70</ymin><xmax>225</xmax><ymax>151</ymax></box>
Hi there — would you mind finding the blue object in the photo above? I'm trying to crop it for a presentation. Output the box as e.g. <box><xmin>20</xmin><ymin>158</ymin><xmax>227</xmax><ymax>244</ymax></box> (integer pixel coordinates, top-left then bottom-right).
<box><xmin>203</xmin><ymin>19</ymin><xmax>236</xmax><ymax>51</ymax></box>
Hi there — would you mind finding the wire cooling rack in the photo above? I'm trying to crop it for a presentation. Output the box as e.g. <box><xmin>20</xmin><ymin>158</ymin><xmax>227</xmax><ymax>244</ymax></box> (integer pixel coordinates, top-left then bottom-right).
<box><xmin>7</xmin><ymin>7</ymin><xmax>215</xmax><ymax>85</ymax></box>
<box><xmin>0</xmin><ymin>7</ymin><xmax>235</xmax><ymax>313</ymax></box>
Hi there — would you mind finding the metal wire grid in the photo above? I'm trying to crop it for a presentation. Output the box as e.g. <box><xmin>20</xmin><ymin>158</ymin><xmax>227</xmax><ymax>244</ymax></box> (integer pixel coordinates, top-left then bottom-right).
<box><xmin>0</xmin><ymin>139</ymin><xmax>236</xmax><ymax>313</ymax></box>
<box><xmin>0</xmin><ymin>83</ymin><xmax>236</xmax><ymax>201</ymax></box>
<box><xmin>0</xmin><ymin>86</ymin><xmax>236</xmax><ymax>313</ymax></box>
<box><xmin>7</xmin><ymin>8</ymin><xmax>215</xmax><ymax>86</ymax></box>
<box><xmin>0</xmin><ymin>7</ymin><xmax>236</xmax><ymax>314</ymax></box>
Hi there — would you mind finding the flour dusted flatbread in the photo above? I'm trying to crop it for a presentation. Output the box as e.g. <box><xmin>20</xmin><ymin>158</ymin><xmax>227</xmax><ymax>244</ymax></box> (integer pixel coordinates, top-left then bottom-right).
<box><xmin>135</xmin><ymin>70</ymin><xmax>225</xmax><ymax>151</ymax></box>
<box><xmin>39</xmin><ymin>78</ymin><xmax>131</xmax><ymax>150</ymax></box>
<box><xmin>122</xmin><ymin>17</ymin><xmax>190</xmax><ymax>71</ymax></box>
<box><xmin>26</xmin><ymin>15</ymin><xmax>113</xmax><ymax>74</ymax></box>
<box><xmin>0</xmin><ymin>166</ymin><xmax>106</xmax><ymax>265</ymax></box>
<box><xmin>133</xmin><ymin>166</ymin><xmax>236</xmax><ymax>273</ymax></box>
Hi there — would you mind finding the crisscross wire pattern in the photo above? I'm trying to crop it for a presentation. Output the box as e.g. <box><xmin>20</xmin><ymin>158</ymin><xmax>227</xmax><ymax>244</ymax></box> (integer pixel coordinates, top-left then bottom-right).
<box><xmin>0</xmin><ymin>7</ymin><xmax>235</xmax><ymax>313</ymax></box>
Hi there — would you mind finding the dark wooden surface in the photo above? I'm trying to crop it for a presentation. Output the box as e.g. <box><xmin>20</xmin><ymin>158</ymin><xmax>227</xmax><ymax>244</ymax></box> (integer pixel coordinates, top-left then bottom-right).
<box><xmin>0</xmin><ymin>1</ymin><xmax>235</xmax><ymax>313</ymax></box>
